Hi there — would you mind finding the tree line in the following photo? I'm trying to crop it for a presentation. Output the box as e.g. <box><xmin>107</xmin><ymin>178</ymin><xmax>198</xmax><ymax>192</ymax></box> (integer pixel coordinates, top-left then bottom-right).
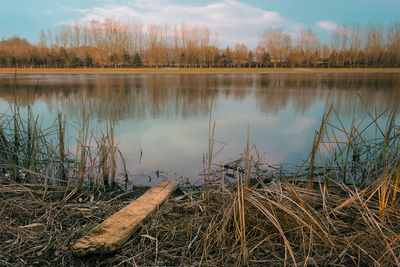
<box><xmin>0</xmin><ymin>19</ymin><xmax>399</xmax><ymax>68</ymax></box>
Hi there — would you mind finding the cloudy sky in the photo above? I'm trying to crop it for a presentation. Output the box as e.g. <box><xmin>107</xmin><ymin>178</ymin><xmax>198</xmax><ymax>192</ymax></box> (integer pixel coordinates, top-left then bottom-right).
<box><xmin>0</xmin><ymin>0</ymin><xmax>399</xmax><ymax>48</ymax></box>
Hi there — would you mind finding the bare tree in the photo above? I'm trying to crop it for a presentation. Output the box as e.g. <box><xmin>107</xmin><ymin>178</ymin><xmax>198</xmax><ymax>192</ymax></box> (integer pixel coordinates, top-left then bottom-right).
<box><xmin>259</xmin><ymin>28</ymin><xmax>291</xmax><ymax>66</ymax></box>
<box><xmin>297</xmin><ymin>27</ymin><xmax>319</xmax><ymax>67</ymax></box>
<box><xmin>233</xmin><ymin>43</ymin><xmax>249</xmax><ymax>67</ymax></box>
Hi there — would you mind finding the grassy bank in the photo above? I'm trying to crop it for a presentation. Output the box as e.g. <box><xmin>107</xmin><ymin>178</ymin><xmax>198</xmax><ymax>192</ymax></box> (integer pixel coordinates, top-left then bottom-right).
<box><xmin>1</xmin><ymin>67</ymin><xmax>400</xmax><ymax>75</ymax></box>
<box><xmin>1</xmin><ymin>105</ymin><xmax>400</xmax><ymax>266</ymax></box>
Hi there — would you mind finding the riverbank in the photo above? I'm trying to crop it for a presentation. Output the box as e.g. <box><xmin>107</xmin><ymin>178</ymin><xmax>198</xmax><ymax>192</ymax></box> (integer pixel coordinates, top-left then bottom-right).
<box><xmin>1</xmin><ymin>175</ymin><xmax>400</xmax><ymax>266</ymax></box>
<box><xmin>1</xmin><ymin>67</ymin><xmax>400</xmax><ymax>75</ymax></box>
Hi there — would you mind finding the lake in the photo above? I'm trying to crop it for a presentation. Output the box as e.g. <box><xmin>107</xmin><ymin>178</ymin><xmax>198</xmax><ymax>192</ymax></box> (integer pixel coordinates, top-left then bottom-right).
<box><xmin>1</xmin><ymin>73</ymin><xmax>399</xmax><ymax>185</ymax></box>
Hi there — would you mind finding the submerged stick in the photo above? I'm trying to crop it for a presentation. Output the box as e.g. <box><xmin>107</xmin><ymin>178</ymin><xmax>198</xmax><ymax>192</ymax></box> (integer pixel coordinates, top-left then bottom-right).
<box><xmin>72</xmin><ymin>180</ymin><xmax>178</xmax><ymax>256</ymax></box>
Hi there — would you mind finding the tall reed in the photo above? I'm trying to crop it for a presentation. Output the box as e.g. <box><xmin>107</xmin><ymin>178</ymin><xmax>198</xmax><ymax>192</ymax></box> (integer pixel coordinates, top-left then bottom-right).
<box><xmin>76</xmin><ymin>110</ymin><xmax>89</xmax><ymax>190</ymax></box>
<box><xmin>192</xmin><ymin>104</ymin><xmax>400</xmax><ymax>266</ymax></box>
<box><xmin>0</xmin><ymin>102</ymin><xmax>128</xmax><ymax>194</ymax></box>
<box><xmin>58</xmin><ymin>112</ymin><xmax>66</xmax><ymax>181</ymax></box>
<box><xmin>107</xmin><ymin>120</ymin><xmax>116</xmax><ymax>187</ymax></box>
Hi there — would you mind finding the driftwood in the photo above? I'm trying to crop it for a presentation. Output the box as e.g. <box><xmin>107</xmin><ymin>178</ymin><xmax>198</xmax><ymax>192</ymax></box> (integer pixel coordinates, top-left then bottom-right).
<box><xmin>72</xmin><ymin>180</ymin><xmax>178</xmax><ymax>256</ymax></box>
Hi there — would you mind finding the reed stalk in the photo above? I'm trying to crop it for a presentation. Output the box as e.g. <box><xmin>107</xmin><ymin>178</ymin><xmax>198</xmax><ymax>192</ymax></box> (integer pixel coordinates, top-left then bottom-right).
<box><xmin>0</xmin><ymin>125</ymin><xmax>8</xmax><ymax>173</ymax></box>
<box><xmin>12</xmin><ymin>105</ymin><xmax>20</xmax><ymax>182</ymax></box>
<box><xmin>58</xmin><ymin>112</ymin><xmax>66</xmax><ymax>182</ymax></box>
<box><xmin>27</xmin><ymin>115</ymin><xmax>38</xmax><ymax>184</ymax></box>
<box><xmin>107</xmin><ymin>120</ymin><xmax>116</xmax><ymax>187</ymax></box>
<box><xmin>101</xmin><ymin>134</ymin><xmax>109</xmax><ymax>187</ymax></box>
<box><xmin>204</xmin><ymin>96</ymin><xmax>215</xmax><ymax>200</ymax></box>
<box><xmin>118</xmin><ymin>148</ymin><xmax>129</xmax><ymax>183</ymax></box>
<box><xmin>236</xmin><ymin>172</ymin><xmax>248</xmax><ymax>264</ymax></box>
<box><xmin>307</xmin><ymin>106</ymin><xmax>332</xmax><ymax>188</ymax></box>
<box><xmin>76</xmin><ymin>110</ymin><xmax>89</xmax><ymax>191</ymax></box>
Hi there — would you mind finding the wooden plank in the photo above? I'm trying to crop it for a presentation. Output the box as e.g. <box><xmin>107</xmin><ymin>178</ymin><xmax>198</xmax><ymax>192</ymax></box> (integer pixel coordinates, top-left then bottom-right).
<box><xmin>72</xmin><ymin>180</ymin><xmax>178</xmax><ymax>256</ymax></box>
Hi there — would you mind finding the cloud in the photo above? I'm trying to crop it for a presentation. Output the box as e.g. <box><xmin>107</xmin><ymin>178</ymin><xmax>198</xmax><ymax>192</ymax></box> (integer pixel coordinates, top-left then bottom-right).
<box><xmin>281</xmin><ymin>117</ymin><xmax>315</xmax><ymax>136</ymax></box>
<box><xmin>317</xmin><ymin>20</ymin><xmax>338</xmax><ymax>31</ymax></box>
<box><xmin>69</xmin><ymin>0</ymin><xmax>302</xmax><ymax>48</ymax></box>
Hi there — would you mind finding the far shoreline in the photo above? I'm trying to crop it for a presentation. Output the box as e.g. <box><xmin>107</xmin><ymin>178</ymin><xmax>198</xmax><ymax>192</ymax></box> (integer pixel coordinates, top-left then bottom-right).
<box><xmin>1</xmin><ymin>67</ymin><xmax>400</xmax><ymax>75</ymax></box>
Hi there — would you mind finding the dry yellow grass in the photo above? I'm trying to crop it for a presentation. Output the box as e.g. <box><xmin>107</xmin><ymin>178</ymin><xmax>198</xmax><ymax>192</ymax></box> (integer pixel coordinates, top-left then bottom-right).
<box><xmin>1</xmin><ymin>67</ymin><xmax>400</xmax><ymax>75</ymax></box>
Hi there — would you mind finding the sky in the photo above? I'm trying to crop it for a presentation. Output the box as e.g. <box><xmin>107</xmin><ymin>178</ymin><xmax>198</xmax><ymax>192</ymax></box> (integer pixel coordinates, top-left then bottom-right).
<box><xmin>0</xmin><ymin>0</ymin><xmax>399</xmax><ymax>48</ymax></box>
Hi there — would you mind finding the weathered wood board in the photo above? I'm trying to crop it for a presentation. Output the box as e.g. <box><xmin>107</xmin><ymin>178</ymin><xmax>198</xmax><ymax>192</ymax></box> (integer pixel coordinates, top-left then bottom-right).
<box><xmin>72</xmin><ymin>180</ymin><xmax>178</xmax><ymax>256</ymax></box>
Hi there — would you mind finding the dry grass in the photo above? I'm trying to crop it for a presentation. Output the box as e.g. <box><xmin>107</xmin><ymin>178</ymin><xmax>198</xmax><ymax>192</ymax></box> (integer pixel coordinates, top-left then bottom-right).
<box><xmin>1</xmin><ymin>67</ymin><xmax>400</xmax><ymax>75</ymax></box>
<box><xmin>1</xmin><ymin>174</ymin><xmax>400</xmax><ymax>266</ymax></box>
<box><xmin>0</xmin><ymin>179</ymin><xmax>149</xmax><ymax>266</ymax></box>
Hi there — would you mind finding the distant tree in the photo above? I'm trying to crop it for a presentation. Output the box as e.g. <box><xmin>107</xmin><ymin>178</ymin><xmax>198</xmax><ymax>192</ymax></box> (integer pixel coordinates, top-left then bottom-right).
<box><xmin>0</xmin><ymin>51</ymin><xmax>7</xmax><ymax>67</ymax></box>
<box><xmin>56</xmin><ymin>48</ymin><xmax>68</xmax><ymax>67</ymax></box>
<box><xmin>110</xmin><ymin>52</ymin><xmax>119</xmax><ymax>67</ymax></box>
<box><xmin>233</xmin><ymin>43</ymin><xmax>249</xmax><ymax>67</ymax></box>
<box><xmin>0</xmin><ymin>36</ymin><xmax>31</xmax><ymax>47</ymax></box>
<box><xmin>259</xmin><ymin>28</ymin><xmax>292</xmax><ymax>66</ymax></box>
<box><xmin>329</xmin><ymin>50</ymin><xmax>338</xmax><ymax>67</ymax></box>
<box><xmin>122</xmin><ymin>50</ymin><xmax>131</xmax><ymax>65</ymax></box>
<box><xmin>247</xmin><ymin>50</ymin><xmax>255</xmax><ymax>67</ymax></box>
<box><xmin>224</xmin><ymin>46</ymin><xmax>233</xmax><ymax>66</ymax></box>
<box><xmin>297</xmin><ymin>27</ymin><xmax>319</xmax><ymax>67</ymax></box>
<box><xmin>261</xmin><ymin>52</ymin><xmax>271</xmax><ymax>67</ymax></box>
<box><xmin>71</xmin><ymin>55</ymin><xmax>82</xmax><ymax>67</ymax></box>
<box><xmin>180</xmin><ymin>52</ymin><xmax>186</xmax><ymax>65</ymax></box>
<box><xmin>1</xmin><ymin>19</ymin><xmax>399</xmax><ymax>68</ymax></box>
<box><xmin>286</xmin><ymin>47</ymin><xmax>303</xmax><ymax>67</ymax></box>
<box><xmin>39</xmin><ymin>30</ymin><xmax>47</xmax><ymax>48</ymax></box>
<box><xmin>84</xmin><ymin>54</ymin><xmax>93</xmax><ymax>67</ymax></box>
<box><xmin>213</xmin><ymin>54</ymin><xmax>220</xmax><ymax>65</ymax></box>
<box><xmin>132</xmin><ymin>52</ymin><xmax>142</xmax><ymax>66</ymax></box>
<box><xmin>365</xmin><ymin>25</ymin><xmax>384</xmax><ymax>66</ymax></box>
<box><xmin>219</xmin><ymin>53</ymin><xmax>229</xmax><ymax>67</ymax></box>
<box><xmin>386</xmin><ymin>23</ymin><xmax>400</xmax><ymax>67</ymax></box>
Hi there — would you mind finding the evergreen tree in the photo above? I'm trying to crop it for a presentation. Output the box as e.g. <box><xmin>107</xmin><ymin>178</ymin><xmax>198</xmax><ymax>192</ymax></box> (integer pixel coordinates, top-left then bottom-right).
<box><xmin>180</xmin><ymin>52</ymin><xmax>186</xmax><ymax>65</ymax></box>
<box><xmin>84</xmin><ymin>54</ymin><xmax>93</xmax><ymax>67</ymax></box>
<box><xmin>122</xmin><ymin>51</ymin><xmax>131</xmax><ymax>65</ymax></box>
<box><xmin>261</xmin><ymin>52</ymin><xmax>271</xmax><ymax>67</ymax></box>
<box><xmin>133</xmin><ymin>53</ymin><xmax>142</xmax><ymax>66</ymax></box>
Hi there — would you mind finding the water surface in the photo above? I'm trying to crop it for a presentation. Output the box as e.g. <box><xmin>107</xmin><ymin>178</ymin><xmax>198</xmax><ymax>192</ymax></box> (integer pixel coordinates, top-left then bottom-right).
<box><xmin>1</xmin><ymin>73</ymin><xmax>399</xmax><ymax>185</ymax></box>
